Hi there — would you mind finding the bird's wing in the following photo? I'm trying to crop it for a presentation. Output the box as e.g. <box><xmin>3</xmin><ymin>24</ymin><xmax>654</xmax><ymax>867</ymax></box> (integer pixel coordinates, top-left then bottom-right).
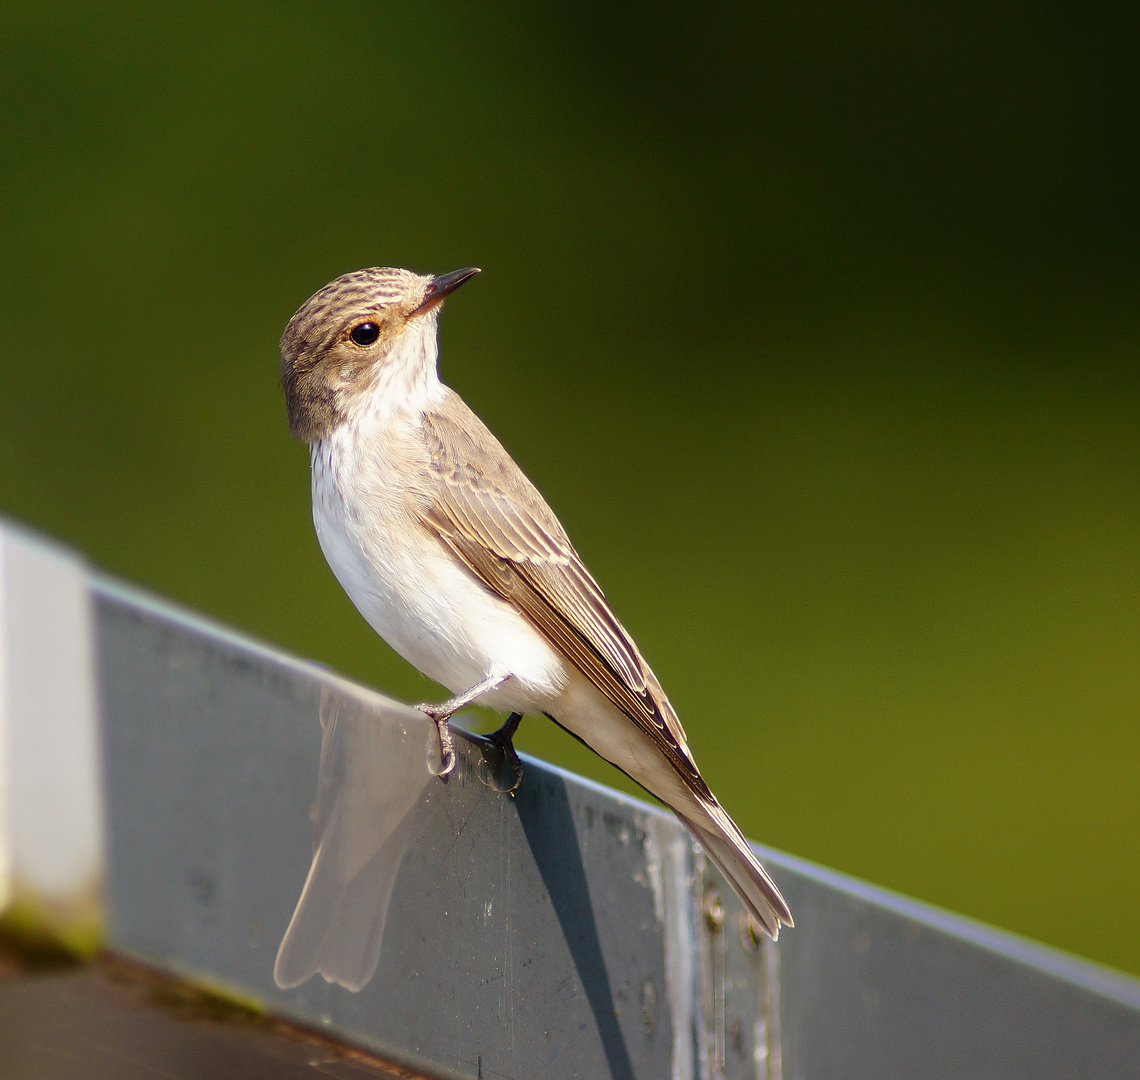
<box><xmin>417</xmin><ymin>389</ymin><xmax>712</xmax><ymax>804</ymax></box>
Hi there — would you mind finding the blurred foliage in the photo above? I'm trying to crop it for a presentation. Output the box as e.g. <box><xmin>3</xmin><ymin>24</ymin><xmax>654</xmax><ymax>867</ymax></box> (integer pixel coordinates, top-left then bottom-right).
<box><xmin>1</xmin><ymin>2</ymin><xmax>1137</xmax><ymax>975</ymax></box>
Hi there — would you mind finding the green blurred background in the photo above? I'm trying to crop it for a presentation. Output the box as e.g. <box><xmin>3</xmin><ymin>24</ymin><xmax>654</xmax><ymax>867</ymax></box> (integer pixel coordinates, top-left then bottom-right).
<box><xmin>2</xmin><ymin>3</ymin><xmax>1137</xmax><ymax>974</ymax></box>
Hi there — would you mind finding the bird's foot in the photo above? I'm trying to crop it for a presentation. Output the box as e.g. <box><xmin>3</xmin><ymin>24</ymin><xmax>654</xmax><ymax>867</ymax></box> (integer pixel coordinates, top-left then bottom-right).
<box><xmin>415</xmin><ymin>704</ymin><xmax>458</xmax><ymax>777</ymax></box>
<box><xmin>486</xmin><ymin>712</ymin><xmax>524</xmax><ymax>793</ymax></box>
<box><xmin>415</xmin><ymin>674</ymin><xmax>512</xmax><ymax>780</ymax></box>
<box><xmin>472</xmin><ymin>712</ymin><xmax>524</xmax><ymax>793</ymax></box>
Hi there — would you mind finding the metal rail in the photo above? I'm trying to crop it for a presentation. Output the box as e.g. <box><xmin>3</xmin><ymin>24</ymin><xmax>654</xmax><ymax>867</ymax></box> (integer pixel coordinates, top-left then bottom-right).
<box><xmin>2</xmin><ymin>520</ymin><xmax>1138</xmax><ymax>1079</ymax></box>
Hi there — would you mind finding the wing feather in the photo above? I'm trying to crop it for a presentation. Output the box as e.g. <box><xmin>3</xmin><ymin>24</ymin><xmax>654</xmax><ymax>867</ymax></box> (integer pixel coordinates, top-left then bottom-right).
<box><xmin>418</xmin><ymin>390</ymin><xmax>711</xmax><ymax>803</ymax></box>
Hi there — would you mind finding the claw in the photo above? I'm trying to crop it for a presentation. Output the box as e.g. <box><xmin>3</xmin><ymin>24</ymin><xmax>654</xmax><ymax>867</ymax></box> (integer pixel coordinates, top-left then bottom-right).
<box><xmin>488</xmin><ymin>712</ymin><xmax>524</xmax><ymax>793</ymax></box>
<box><xmin>416</xmin><ymin>705</ymin><xmax>457</xmax><ymax>777</ymax></box>
<box><xmin>436</xmin><ymin>722</ymin><xmax>457</xmax><ymax>776</ymax></box>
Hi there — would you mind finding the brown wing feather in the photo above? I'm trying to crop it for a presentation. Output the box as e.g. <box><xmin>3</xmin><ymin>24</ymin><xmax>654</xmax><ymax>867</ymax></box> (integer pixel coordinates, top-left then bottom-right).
<box><xmin>419</xmin><ymin>390</ymin><xmax>712</xmax><ymax>804</ymax></box>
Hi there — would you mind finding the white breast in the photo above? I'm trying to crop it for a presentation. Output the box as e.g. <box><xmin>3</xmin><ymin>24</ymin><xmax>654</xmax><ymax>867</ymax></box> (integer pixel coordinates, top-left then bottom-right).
<box><xmin>311</xmin><ymin>409</ymin><xmax>569</xmax><ymax>715</ymax></box>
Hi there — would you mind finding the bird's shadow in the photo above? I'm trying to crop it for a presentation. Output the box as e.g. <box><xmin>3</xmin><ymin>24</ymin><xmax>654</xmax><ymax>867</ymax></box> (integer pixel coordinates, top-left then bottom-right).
<box><xmin>275</xmin><ymin>698</ymin><xmax>636</xmax><ymax>1079</ymax></box>
<box><xmin>274</xmin><ymin>689</ymin><xmax>438</xmax><ymax>992</ymax></box>
<box><xmin>512</xmin><ymin>765</ymin><xmax>638</xmax><ymax>1080</ymax></box>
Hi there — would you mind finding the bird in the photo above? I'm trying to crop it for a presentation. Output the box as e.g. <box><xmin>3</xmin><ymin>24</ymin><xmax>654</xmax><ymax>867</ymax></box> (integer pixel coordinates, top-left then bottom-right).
<box><xmin>279</xmin><ymin>266</ymin><xmax>793</xmax><ymax>939</ymax></box>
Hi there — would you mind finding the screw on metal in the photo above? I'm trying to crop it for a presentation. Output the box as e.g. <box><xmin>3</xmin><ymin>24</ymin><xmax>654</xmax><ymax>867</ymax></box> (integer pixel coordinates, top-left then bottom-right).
<box><xmin>703</xmin><ymin>886</ymin><xmax>726</xmax><ymax>934</ymax></box>
<box><xmin>740</xmin><ymin>910</ymin><xmax>765</xmax><ymax>953</ymax></box>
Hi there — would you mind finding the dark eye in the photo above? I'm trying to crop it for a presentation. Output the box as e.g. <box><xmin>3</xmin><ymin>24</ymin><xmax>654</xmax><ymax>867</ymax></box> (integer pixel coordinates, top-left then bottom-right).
<box><xmin>349</xmin><ymin>322</ymin><xmax>381</xmax><ymax>346</ymax></box>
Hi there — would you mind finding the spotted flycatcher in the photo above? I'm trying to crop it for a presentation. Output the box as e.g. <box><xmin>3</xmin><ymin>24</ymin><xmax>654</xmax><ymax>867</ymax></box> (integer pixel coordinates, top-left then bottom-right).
<box><xmin>280</xmin><ymin>267</ymin><xmax>792</xmax><ymax>938</ymax></box>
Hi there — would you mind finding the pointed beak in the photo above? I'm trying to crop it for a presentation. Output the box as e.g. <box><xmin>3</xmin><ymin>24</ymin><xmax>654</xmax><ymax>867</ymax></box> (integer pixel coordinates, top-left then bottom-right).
<box><xmin>412</xmin><ymin>267</ymin><xmax>481</xmax><ymax>316</ymax></box>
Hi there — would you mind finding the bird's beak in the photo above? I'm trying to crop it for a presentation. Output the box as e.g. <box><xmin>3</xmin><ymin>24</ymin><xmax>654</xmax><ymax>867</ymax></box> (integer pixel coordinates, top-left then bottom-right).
<box><xmin>412</xmin><ymin>267</ymin><xmax>482</xmax><ymax>316</ymax></box>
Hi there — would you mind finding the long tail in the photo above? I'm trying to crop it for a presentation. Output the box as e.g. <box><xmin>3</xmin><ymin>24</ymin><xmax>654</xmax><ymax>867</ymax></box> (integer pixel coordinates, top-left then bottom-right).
<box><xmin>546</xmin><ymin>680</ymin><xmax>793</xmax><ymax>938</ymax></box>
<box><xmin>676</xmin><ymin>798</ymin><xmax>792</xmax><ymax>939</ymax></box>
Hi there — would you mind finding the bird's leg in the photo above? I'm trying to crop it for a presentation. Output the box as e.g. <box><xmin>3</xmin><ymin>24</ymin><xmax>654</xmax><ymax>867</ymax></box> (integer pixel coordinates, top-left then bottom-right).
<box><xmin>416</xmin><ymin>673</ymin><xmax>511</xmax><ymax>777</ymax></box>
<box><xmin>486</xmin><ymin>712</ymin><xmax>525</xmax><ymax>792</ymax></box>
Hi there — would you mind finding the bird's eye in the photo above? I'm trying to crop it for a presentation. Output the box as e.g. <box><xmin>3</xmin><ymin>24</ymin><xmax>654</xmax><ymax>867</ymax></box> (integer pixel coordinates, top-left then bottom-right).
<box><xmin>349</xmin><ymin>322</ymin><xmax>381</xmax><ymax>346</ymax></box>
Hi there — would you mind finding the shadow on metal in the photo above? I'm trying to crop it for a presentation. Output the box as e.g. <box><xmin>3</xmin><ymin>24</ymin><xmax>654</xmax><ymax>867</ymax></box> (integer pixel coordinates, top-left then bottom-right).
<box><xmin>515</xmin><ymin>768</ymin><xmax>637</xmax><ymax>1080</ymax></box>
<box><xmin>274</xmin><ymin>688</ymin><xmax>437</xmax><ymax>992</ymax></box>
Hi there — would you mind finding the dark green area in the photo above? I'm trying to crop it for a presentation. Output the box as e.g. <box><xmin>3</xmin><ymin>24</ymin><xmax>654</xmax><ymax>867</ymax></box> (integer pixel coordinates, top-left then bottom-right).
<box><xmin>2</xmin><ymin>2</ymin><xmax>1137</xmax><ymax>975</ymax></box>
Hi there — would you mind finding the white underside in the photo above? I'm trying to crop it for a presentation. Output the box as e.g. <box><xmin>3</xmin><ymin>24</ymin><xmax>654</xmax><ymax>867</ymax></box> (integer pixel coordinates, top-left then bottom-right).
<box><xmin>314</xmin><ymin>445</ymin><xmax>558</xmax><ymax>705</ymax></box>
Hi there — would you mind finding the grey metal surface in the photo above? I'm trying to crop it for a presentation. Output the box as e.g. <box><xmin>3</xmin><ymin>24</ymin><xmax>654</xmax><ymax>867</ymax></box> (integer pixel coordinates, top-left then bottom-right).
<box><xmin>90</xmin><ymin>569</ymin><xmax>1140</xmax><ymax>1080</ymax></box>
<box><xmin>767</xmin><ymin>851</ymin><xmax>1140</xmax><ymax>1079</ymax></box>
<box><xmin>2</xmin><ymin>520</ymin><xmax>1139</xmax><ymax>1079</ymax></box>
<box><xmin>93</xmin><ymin>577</ymin><xmax>733</xmax><ymax>1080</ymax></box>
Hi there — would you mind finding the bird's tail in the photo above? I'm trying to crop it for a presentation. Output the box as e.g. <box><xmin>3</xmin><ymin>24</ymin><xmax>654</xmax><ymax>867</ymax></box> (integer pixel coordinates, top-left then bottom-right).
<box><xmin>544</xmin><ymin>678</ymin><xmax>792</xmax><ymax>937</ymax></box>
<box><xmin>676</xmin><ymin>798</ymin><xmax>793</xmax><ymax>940</ymax></box>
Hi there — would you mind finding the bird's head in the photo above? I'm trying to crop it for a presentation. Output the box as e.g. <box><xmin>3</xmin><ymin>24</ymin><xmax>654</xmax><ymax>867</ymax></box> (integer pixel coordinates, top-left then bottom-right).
<box><xmin>280</xmin><ymin>265</ymin><xmax>480</xmax><ymax>441</ymax></box>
